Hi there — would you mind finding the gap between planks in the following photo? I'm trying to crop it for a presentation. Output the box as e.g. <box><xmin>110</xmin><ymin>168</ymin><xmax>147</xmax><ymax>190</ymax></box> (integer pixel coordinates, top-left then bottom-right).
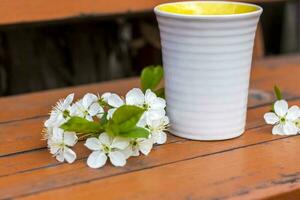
<box><xmin>0</xmin><ymin>123</ymin><xmax>297</xmax><ymax>198</ymax></box>
<box><xmin>2</xmin><ymin>96</ymin><xmax>300</xmax><ymax>158</ymax></box>
<box><xmin>3</xmin><ymin>98</ymin><xmax>298</xmax><ymax>197</ymax></box>
<box><xmin>14</xmin><ymin>132</ymin><xmax>300</xmax><ymax>200</ymax></box>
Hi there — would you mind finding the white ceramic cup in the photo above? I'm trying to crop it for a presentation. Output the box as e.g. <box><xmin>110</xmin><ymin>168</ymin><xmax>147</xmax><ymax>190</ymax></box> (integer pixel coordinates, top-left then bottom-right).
<box><xmin>154</xmin><ymin>1</ymin><xmax>263</xmax><ymax>140</ymax></box>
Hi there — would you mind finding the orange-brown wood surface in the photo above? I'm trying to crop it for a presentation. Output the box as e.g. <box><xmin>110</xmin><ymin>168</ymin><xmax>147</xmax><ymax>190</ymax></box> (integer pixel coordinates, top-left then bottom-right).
<box><xmin>0</xmin><ymin>0</ymin><xmax>288</xmax><ymax>26</ymax></box>
<box><xmin>1</xmin><ymin>54</ymin><xmax>300</xmax><ymax>199</ymax></box>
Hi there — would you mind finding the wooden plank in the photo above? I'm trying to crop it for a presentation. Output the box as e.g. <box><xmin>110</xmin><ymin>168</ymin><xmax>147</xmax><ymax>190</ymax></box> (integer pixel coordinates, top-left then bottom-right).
<box><xmin>0</xmin><ymin>55</ymin><xmax>297</xmax><ymax>152</ymax></box>
<box><xmin>0</xmin><ymin>117</ymin><xmax>46</xmax><ymax>156</ymax></box>
<box><xmin>1</xmin><ymin>54</ymin><xmax>300</xmax><ymax>155</ymax></box>
<box><xmin>0</xmin><ymin>77</ymin><xmax>139</xmax><ymax>123</ymax></box>
<box><xmin>0</xmin><ymin>54</ymin><xmax>300</xmax><ymax>123</ymax></box>
<box><xmin>0</xmin><ymin>98</ymin><xmax>289</xmax><ymax>178</ymax></box>
<box><xmin>0</xmin><ymin>55</ymin><xmax>299</xmax><ymax>198</ymax></box>
<box><xmin>0</xmin><ymin>135</ymin><xmax>183</xmax><ymax>177</ymax></box>
<box><xmin>0</xmin><ymin>125</ymin><xmax>293</xmax><ymax>199</ymax></box>
<box><xmin>0</xmin><ymin>98</ymin><xmax>293</xmax><ymax>157</ymax></box>
<box><xmin>0</xmin><ymin>0</ymin><xmax>288</xmax><ymax>26</ymax></box>
<box><xmin>17</xmin><ymin>134</ymin><xmax>300</xmax><ymax>200</ymax></box>
<box><xmin>0</xmin><ymin>97</ymin><xmax>298</xmax><ymax>198</ymax></box>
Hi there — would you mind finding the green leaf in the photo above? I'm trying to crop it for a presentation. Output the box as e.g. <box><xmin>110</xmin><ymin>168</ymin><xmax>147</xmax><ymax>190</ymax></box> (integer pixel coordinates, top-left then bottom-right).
<box><xmin>112</xmin><ymin>105</ymin><xmax>145</xmax><ymax>132</ymax></box>
<box><xmin>141</xmin><ymin>65</ymin><xmax>164</xmax><ymax>92</ymax></box>
<box><xmin>119</xmin><ymin>126</ymin><xmax>150</xmax><ymax>138</ymax></box>
<box><xmin>60</xmin><ymin>116</ymin><xmax>104</xmax><ymax>134</ymax></box>
<box><xmin>155</xmin><ymin>87</ymin><xmax>165</xmax><ymax>98</ymax></box>
<box><xmin>105</xmin><ymin>105</ymin><xmax>147</xmax><ymax>138</ymax></box>
<box><xmin>105</xmin><ymin>120</ymin><xmax>120</xmax><ymax>137</ymax></box>
<box><xmin>274</xmin><ymin>85</ymin><xmax>283</xmax><ymax>100</ymax></box>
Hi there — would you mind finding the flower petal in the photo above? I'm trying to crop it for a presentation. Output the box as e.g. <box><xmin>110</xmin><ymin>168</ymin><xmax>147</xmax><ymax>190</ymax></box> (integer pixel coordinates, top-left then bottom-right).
<box><xmin>274</xmin><ymin>100</ymin><xmax>288</xmax><ymax>117</ymax></box>
<box><xmin>264</xmin><ymin>112</ymin><xmax>279</xmax><ymax>125</ymax></box>
<box><xmin>152</xmin><ymin>131</ymin><xmax>167</xmax><ymax>144</ymax></box>
<box><xmin>108</xmin><ymin>151</ymin><xmax>126</xmax><ymax>167</ymax></box>
<box><xmin>151</xmin><ymin>97</ymin><xmax>166</xmax><ymax>110</ymax></box>
<box><xmin>147</xmin><ymin>116</ymin><xmax>169</xmax><ymax>129</ymax></box>
<box><xmin>136</xmin><ymin>113</ymin><xmax>147</xmax><ymax>127</ymax></box>
<box><xmin>85</xmin><ymin>137</ymin><xmax>101</xmax><ymax>151</ymax></box>
<box><xmin>125</xmin><ymin>88</ymin><xmax>144</xmax><ymax>106</ymax></box>
<box><xmin>131</xmin><ymin>147</ymin><xmax>140</xmax><ymax>157</ymax></box>
<box><xmin>69</xmin><ymin>101</ymin><xmax>85</xmax><ymax>117</ymax></box>
<box><xmin>283</xmin><ymin>121</ymin><xmax>299</xmax><ymax>135</ymax></box>
<box><xmin>122</xmin><ymin>146</ymin><xmax>134</xmax><ymax>159</ymax></box>
<box><xmin>87</xmin><ymin>151</ymin><xmax>107</xmax><ymax>168</ymax></box>
<box><xmin>64</xmin><ymin>132</ymin><xmax>78</xmax><ymax>146</ymax></box>
<box><xmin>286</xmin><ymin>105</ymin><xmax>300</xmax><ymax>121</ymax></box>
<box><xmin>162</xmin><ymin>116</ymin><xmax>170</xmax><ymax>125</ymax></box>
<box><xmin>44</xmin><ymin>111</ymin><xmax>59</xmax><ymax>127</ymax></box>
<box><xmin>139</xmin><ymin>139</ymin><xmax>153</xmax><ymax>155</ymax></box>
<box><xmin>145</xmin><ymin>89</ymin><xmax>157</xmax><ymax>104</ymax></box>
<box><xmin>108</xmin><ymin>94</ymin><xmax>124</xmax><ymax>108</ymax></box>
<box><xmin>63</xmin><ymin>147</ymin><xmax>77</xmax><ymax>163</ymax></box>
<box><xmin>107</xmin><ymin>108</ymin><xmax>116</xmax><ymax>119</ymax></box>
<box><xmin>69</xmin><ymin>103</ymin><xmax>80</xmax><ymax>116</ymax></box>
<box><xmin>52</xmin><ymin>127</ymin><xmax>64</xmax><ymax>141</ymax></box>
<box><xmin>50</xmin><ymin>145</ymin><xmax>60</xmax><ymax>155</ymax></box>
<box><xmin>55</xmin><ymin>150</ymin><xmax>65</xmax><ymax>162</ymax></box>
<box><xmin>45</xmin><ymin>112</ymin><xmax>66</xmax><ymax>128</ymax></box>
<box><xmin>111</xmin><ymin>137</ymin><xmax>129</xmax><ymax>150</ymax></box>
<box><xmin>272</xmin><ymin>124</ymin><xmax>285</xmax><ymax>135</ymax></box>
<box><xmin>62</xmin><ymin>93</ymin><xmax>74</xmax><ymax>109</ymax></box>
<box><xmin>101</xmin><ymin>92</ymin><xmax>112</xmax><ymax>102</ymax></box>
<box><xmin>146</xmin><ymin>109</ymin><xmax>166</xmax><ymax>121</ymax></box>
<box><xmin>98</xmin><ymin>132</ymin><xmax>112</xmax><ymax>146</ymax></box>
<box><xmin>83</xmin><ymin>93</ymin><xmax>98</xmax><ymax>109</ymax></box>
<box><xmin>88</xmin><ymin>102</ymin><xmax>104</xmax><ymax>116</ymax></box>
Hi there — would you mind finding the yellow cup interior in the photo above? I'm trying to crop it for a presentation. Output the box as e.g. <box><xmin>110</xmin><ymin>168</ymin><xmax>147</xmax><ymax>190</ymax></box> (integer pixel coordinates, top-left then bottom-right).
<box><xmin>158</xmin><ymin>2</ymin><xmax>259</xmax><ymax>15</ymax></box>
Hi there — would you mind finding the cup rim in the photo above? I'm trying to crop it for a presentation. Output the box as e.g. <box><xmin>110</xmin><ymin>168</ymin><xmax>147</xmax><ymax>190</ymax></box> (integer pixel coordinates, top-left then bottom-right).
<box><xmin>154</xmin><ymin>1</ymin><xmax>263</xmax><ymax>19</ymax></box>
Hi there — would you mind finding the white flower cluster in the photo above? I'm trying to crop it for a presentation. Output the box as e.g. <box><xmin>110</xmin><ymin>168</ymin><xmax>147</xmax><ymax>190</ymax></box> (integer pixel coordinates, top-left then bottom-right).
<box><xmin>43</xmin><ymin>88</ymin><xmax>169</xmax><ymax>168</ymax></box>
<box><xmin>264</xmin><ymin>100</ymin><xmax>300</xmax><ymax>135</ymax></box>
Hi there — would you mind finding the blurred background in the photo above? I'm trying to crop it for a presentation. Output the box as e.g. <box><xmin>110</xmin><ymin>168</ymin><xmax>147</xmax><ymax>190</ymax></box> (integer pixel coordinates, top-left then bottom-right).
<box><xmin>0</xmin><ymin>0</ymin><xmax>299</xmax><ymax>96</ymax></box>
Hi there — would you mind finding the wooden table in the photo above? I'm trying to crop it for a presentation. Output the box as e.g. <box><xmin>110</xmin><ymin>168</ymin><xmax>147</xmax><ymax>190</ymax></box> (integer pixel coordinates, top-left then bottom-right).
<box><xmin>1</xmin><ymin>54</ymin><xmax>300</xmax><ymax>199</ymax></box>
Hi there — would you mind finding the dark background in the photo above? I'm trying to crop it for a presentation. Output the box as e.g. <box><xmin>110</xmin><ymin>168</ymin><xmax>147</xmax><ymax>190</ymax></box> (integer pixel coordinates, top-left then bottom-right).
<box><xmin>0</xmin><ymin>1</ymin><xmax>299</xmax><ymax>96</ymax></box>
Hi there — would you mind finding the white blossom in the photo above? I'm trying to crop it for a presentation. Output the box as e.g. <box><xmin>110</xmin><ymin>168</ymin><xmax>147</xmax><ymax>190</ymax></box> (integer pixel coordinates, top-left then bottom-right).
<box><xmin>48</xmin><ymin>127</ymin><xmax>78</xmax><ymax>163</ymax></box>
<box><xmin>147</xmin><ymin>116</ymin><xmax>169</xmax><ymax>144</ymax></box>
<box><xmin>264</xmin><ymin>100</ymin><xmax>300</xmax><ymax>135</ymax></box>
<box><xmin>44</xmin><ymin>89</ymin><xmax>169</xmax><ymax>169</ymax></box>
<box><xmin>99</xmin><ymin>92</ymin><xmax>127</xmax><ymax>119</ymax></box>
<box><xmin>101</xmin><ymin>92</ymin><xmax>112</xmax><ymax>103</ymax></box>
<box><xmin>107</xmin><ymin>94</ymin><xmax>125</xmax><ymax>117</ymax></box>
<box><xmin>123</xmin><ymin>138</ymin><xmax>153</xmax><ymax>158</ymax></box>
<box><xmin>126</xmin><ymin>88</ymin><xmax>166</xmax><ymax>126</ymax></box>
<box><xmin>70</xmin><ymin>93</ymin><xmax>104</xmax><ymax>121</ymax></box>
<box><xmin>44</xmin><ymin>93</ymin><xmax>74</xmax><ymax>128</ymax></box>
<box><xmin>85</xmin><ymin>133</ymin><xmax>129</xmax><ymax>168</ymax></box>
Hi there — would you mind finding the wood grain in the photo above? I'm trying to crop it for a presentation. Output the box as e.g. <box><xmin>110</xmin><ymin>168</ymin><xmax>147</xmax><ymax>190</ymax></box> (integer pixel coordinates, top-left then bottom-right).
<box><xmin>1</xmin><ymin>54</ymin><xmax>300</xmax><ymax>199</ymax></box>
<box><xmin>0</xmin><ymin>0</ymin><xmax>287</xmax><ymax>26</ymax></box>
<box><xmin>1</xmin><ymin>54</ymin><xmax>300</xmax><ymax>123</ymax></box>
<box><xmin>0</xmin><ymin>82</ymin><xmax>300</xmax><ymax>198</ymax></box>
<box><xmin>0</xmin><ymin>126</ymin><xmax>291</xmax><ymax>199</ymax></box>
<box><xmin>0</xmin><ymin>77</ymin><xmax>139</xmax><ymax>123</ymax></box>
<box><xmin>1</xmin><ymin>97</ymin><xmax>297</xmax><ymax>157</ymax></box>
<box><xmin>0</xmin><ymin>97</ymin><xmax>291</xmax><ymax>177</ymax></box>
<box><xmin>18</xmin><ymin>134</ymin><xmax>300</xmax><ymax>200</ymax></box>
<box><xmin>2</xmin><ymin>54</ymin><xmax>300</xmax><ymax>156</ymax></box>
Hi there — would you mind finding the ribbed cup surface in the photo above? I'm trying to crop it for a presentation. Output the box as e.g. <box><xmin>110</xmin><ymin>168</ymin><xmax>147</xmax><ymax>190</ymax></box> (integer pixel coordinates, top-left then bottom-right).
<box><xmin>155</xmin><ymin>2</ymin><xmax>262</xmax><ymax>140</ymax></box>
